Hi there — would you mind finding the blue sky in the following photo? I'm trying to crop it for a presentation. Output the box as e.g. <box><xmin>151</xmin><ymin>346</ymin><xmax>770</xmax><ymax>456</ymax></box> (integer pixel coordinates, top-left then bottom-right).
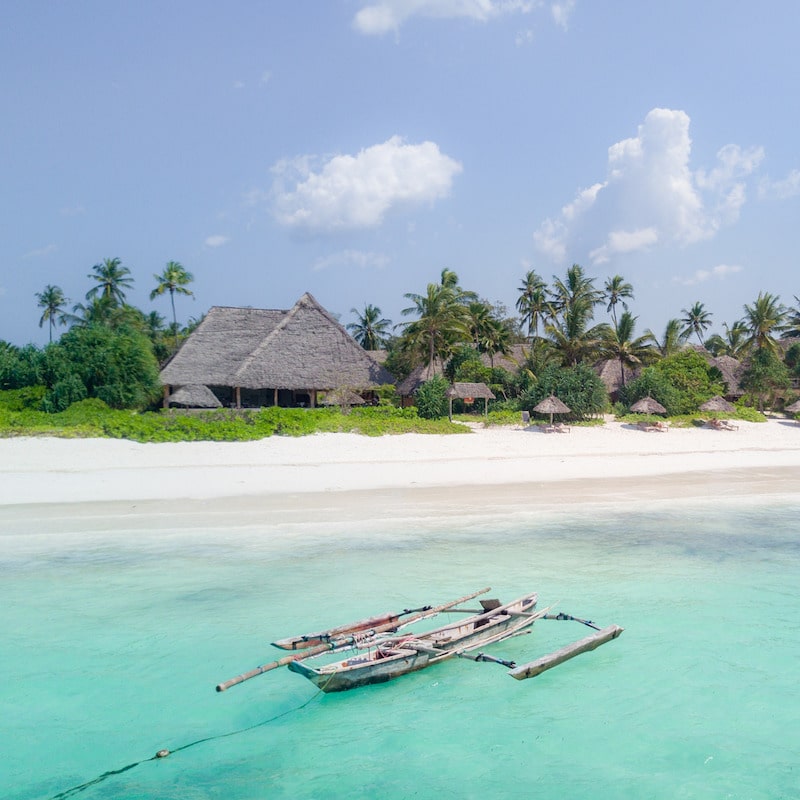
<box><xmin>3</xmin><ymin>1</ymin><xmax>800</xmax><ymax>347</ymax></box>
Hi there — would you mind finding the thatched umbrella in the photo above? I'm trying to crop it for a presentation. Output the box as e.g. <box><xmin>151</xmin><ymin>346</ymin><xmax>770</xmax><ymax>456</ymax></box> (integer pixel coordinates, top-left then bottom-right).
<box><xmin>321</xmin><ymin>388</ymin><xmax>366</xmax><ymax>407</ymax></box>
<box><xmin>630</xmin><ymin>396</ymin><xmax>666</xmax><ymax>415</ymax></box>
<box><xmin>533</xmin><ymin>394</ymin><xmax>571</xmax><ymax>424</ymax></box>
<box><xmin>700</xmin><ymin>395</ymin><xmax>736</xmax><ymax>413</ymax></box>
<box><xmin>168</xmin><ymin>384</ymin><xmax>222</xmax><ymax>408</ymax></box>
<box><xmin>785</xmin><ymin>399</ymin><xmax>800</xmax><ymax>414</ymax></box>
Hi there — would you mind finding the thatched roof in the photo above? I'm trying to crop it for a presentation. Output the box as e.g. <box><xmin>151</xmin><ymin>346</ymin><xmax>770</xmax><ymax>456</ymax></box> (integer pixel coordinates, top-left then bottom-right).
<box><xmin>397</xmin><ymin>362</ymin><xmax>438</xmax><ymax>396</ymax></box>
<box><xmin>785</xmin><ymin>399</ymin><xmax>800</xmax><ymax>413</ymax></box>
<box><xmin>630</xmin><ymin>396</ymin><xmax>667</xmax><ymax>414</ymax></box>
<box><xmin>594</xmin><ymin>358</ymin><xmax>641</xmax><ymax>396</ymax></box>
<box><xmin>700</xmin><ymin>395</ymin><xmax>736</xmax><ymax>413</ymax></box>
<box><xmin>320</xmin><ymin>388</ymin><xmax>366</xmax><ymax>406</ymax></box>
<box><xmin>167</xmin><ymin>384</ymin><xmax>222</xmax><ymax>408</ymax></box>
<box><xmin>480</xmin><ymin>343</ymin><xmax>529</xmax><ymax>373</ymax></box>
<box><xmin>710</xmin><ymin>355</ymin><xmax>745</xmax><ymax>397</ymax></box>
<box><xmin>160</xmin><ymin>293</ymin><xmax>394</xmax><ymax>391</ymax></box>
<box><xmin>533</xmin><ymin>395</ymin><xmax>571</xmax><ymax>414</ymax></box>
<box><xmin>446</xmin><ymin>382</ymin><xmax>496</xmax><ymax>400</ymax></box>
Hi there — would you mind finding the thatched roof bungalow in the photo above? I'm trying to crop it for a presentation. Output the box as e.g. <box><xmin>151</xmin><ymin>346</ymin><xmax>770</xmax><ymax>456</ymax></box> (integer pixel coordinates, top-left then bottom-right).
<box><xmin>160</xmin><ymin>293</ymin><xmax>394</xmax><ymax>408</ymax></box>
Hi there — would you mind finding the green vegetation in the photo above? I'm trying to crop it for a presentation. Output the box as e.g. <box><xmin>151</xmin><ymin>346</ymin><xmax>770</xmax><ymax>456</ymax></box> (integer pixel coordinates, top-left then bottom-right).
<box><xmin>6</xmin><ymin>257</ymin><xmax>799</xmax><ymax>442</ymax></box>
<box><xmin>0</xmin><ymin>397</ymin><xmax>467</xmax><ymax>441</ymax></box>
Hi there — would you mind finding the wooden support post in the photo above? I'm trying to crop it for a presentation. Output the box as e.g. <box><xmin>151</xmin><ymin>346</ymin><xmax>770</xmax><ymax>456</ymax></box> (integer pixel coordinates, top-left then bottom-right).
<box><xmin>508</xmin><ymin>624</ymin><xmax>623</xmax><ymax>680</ymax></box>
<box><xmin>235</xmin><ymin>386</ymin><xmax>241</xmax><ymax>409</ymax></box>
<box><xmin>162</xmin><ymin>385</ymin><xmax>170</xmax><ymax>409</ymax></box>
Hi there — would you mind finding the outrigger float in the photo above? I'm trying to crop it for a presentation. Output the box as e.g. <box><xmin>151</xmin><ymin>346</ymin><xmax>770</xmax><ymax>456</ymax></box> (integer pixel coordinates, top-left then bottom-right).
<box><xmin>215</xmin><ymin>587</ymin><xmax>623</xmax><ymax>694</ymax></box>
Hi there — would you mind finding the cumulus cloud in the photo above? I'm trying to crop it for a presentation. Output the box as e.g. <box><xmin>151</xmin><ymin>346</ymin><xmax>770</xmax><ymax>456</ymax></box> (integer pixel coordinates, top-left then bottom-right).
<box><xmin>674</xmin><ymin>263</ymin><xmax>743</xmax><ymax>287</ymax></box>
<box><xmin>271</xmin><ymin>136</ymin><xmax>462</xmax><ymax>232</ymax></box>
<box><xmin>353</xmin><ymin>0</ymin><xmax>535</xmax><ymax>35</ymax></box>
<box><xmin>313</xmin><ymin>249</ymin><xmax>390</xmax><ymax>272</ymax></box>
<box><xmin>204</xmin><ymin>235</ymin><xmax>229</xmax><ymax>248</ymax></box>
<box><xmin>534</xmin><ymin>108</ymin><xmax>764</xmax><ymax>265</ymax></box>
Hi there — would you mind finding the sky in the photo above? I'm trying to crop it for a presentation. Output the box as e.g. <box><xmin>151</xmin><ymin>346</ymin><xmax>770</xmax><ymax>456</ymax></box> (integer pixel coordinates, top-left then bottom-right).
<box><xmin>3</xmin><ymin>1</ymin><xmax>800</xmax><ymax>347</ymax></box>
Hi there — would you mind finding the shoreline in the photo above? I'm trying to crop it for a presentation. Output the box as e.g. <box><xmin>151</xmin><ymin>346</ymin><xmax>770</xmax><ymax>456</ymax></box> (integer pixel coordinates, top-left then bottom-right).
<box><xmin>1</xmin><ymin>419</ymin><xmax>799</xmax><ymax>531</ymax></box>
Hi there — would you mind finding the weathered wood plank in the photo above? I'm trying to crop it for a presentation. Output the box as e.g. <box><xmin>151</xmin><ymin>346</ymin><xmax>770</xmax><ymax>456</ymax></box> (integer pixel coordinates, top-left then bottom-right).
<box><xmin>509</xmin><ymin>624</ymin><xmax>623</xmax><ymax>680</ymax></box>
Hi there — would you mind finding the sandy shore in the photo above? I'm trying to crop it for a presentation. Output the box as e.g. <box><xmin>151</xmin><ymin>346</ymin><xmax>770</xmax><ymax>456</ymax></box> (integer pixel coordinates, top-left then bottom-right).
<box><xmin>2</xmin><ymin>420</ymin><xmax>800</xmax><ymax>526</ymax></box>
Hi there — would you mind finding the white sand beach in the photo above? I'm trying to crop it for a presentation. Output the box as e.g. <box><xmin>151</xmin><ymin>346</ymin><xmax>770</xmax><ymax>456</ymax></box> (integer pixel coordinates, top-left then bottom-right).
<box><xmin>2</xmin><ymin>419</ymin><xmax>800</xmax><ymax>528</ymax></box>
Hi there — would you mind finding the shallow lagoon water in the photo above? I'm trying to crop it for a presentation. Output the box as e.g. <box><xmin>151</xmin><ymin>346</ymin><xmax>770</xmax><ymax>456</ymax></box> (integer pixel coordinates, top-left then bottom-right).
<box><xmin>2</xmin><ymin>498</ymin><xmax>799</xmax><ymax>799</ymax></box>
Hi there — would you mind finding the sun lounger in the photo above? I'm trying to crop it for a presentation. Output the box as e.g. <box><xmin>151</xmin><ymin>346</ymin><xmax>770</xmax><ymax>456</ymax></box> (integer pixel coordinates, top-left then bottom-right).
<box><xmin>543</xmin><ymin>422</ymin><xmax>571</xmax><ymax>433</ymax></box>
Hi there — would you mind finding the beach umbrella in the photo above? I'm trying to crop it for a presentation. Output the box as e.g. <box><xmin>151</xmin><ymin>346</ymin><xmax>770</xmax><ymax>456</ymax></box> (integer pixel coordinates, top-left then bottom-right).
<box><xmin>785</xmin><ymin>399</ymin><xmax>800</xmax><ymax>414</ymax></box>
<box><xmin>630</xmin><ymin>396</ymin><xmax>666</xmax><ymax>415</ymax></box>
<box><xmin>533</xmin><ymin>394</ymin><xmax>571</xmax><ymax>424</ymax></box>
<box><xmin>700</xmin><ymin>395</ymin><xmax>736</xmax><ymax>413</ymax></box>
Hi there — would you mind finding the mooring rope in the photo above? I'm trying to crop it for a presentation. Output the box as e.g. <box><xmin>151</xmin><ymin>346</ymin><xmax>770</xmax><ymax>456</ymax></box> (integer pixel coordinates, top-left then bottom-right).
<box><xmin>49</xmin><ymin>689</ymin><xmax>324</xmax><ymax>800</ymax></box>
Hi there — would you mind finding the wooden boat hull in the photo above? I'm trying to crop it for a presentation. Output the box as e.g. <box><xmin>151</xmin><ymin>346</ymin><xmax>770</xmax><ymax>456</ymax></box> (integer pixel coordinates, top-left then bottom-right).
<box><xmin>289</xmin><ymin>593</ymin><xmax>538</xmax><ymax>692</ymax></box>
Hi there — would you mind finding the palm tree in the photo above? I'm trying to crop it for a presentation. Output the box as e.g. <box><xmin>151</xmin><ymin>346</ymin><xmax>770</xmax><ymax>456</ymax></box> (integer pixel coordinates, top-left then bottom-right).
<box><xmin>546</xmin><ymin>264</ymin><xmax>604</xmax><ymax>365</ymax></box>
<box><xmin>600</xmin><ymin>311</ymin><xmax>655</xmax><ymax>387</ymax></box>
<box><xmin>150</xmin><ymin>261</ymin><xmax>194</xmax><ymax>347</ymax></box>
<box><xmin>401</xmin><ymin>282</ymin><xmax>470</xmax><ymax>372</ymax></box>
<box><xmin>66</xmin><ymin>296</ymin><xmax>115</xmax><ymax>327</ymax></box>
<box><xmin>86</xmin><ymin>257</ymin><xmax>134</xmax><ymax>306</ymax></box>
<box><xmin>516</xmin><ymin>270</ymin><xmax>548</xmax><ymax>340</ymax></box>
<box><xmin>35</xmin><ymin>284</ymin><xmax>69</xmax><ymax>342</ymax></box>
<box><xmin>603</xmin><ymin>275</ymin><xmax>634</xmax><ymax>327</ymax></box>
<box><xmin>346</xmin><ymin>304</ymin><xmax>392</xmax><ymax>350</ymax></box>
<box><xmin>781</xmin><ymin>295</ymin><xmax>800</xmax><ymax>339</ymax></box>
<box><xmin>643</xmin><ymin>318</ymin><xmax>688</xmax><ymax>358</ymax></box>
<box><xmin>680</xmin><ymin>301</ymin><xmax>713</xmax><ymax>347</ymax></box>
<box><xmin>742</xmin><ymin>292</ymin><xmax>787</xmax><ymax>354</ymax></box>
<box><xmin>467</xmin><ymin>301</ymin><xmax>510</xmax><ymax>366</ymax></box>
<box><xmin>704</xmin><ymin>321</ymin><xmax>749</xmax><ymax>358</ymax></box>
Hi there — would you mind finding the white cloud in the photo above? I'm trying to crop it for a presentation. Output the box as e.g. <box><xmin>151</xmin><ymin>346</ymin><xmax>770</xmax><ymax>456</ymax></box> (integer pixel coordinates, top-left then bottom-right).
<box><xmin>674</xmin><ymin>263</ymin><xmax>743</xmax><ymax>286</ymax></box>
<box><xmin>23</xmin><ymin>244</ymin><xmax>57</xmax><ymax>259</ymax></box>
<box><xmin>313</xmin><ymin>249</ymin><xmax>390</xmax><ymax>272</ymax></box>
<box><xmin>534</xmin><ymin>108</ymin><xmax>764</xmax><ymax>265</ymax></box>
<box><xmin>261</xmin><ymin>70</ymin><xmax>272</xmax><ymax>85</ymax></box>
<box><xmin>204</xmin><ymin>235</ymin><xmax>229</xmax><ymax>248</ymax></box>
<box><xmin>233</xmin><ymin>80</ymin><xmax>245</xmax><ymax>90</ymax></box>
<box><xmin>759</xmin><ymin>168</ymin><xmax>800</xmax><ymax>200</ymax></box>
<box><xmin>271</xmin><ymin>136</ymin><xmax>463</xmax><ymax>232</ymax></box>
<box><xmin>590</xmin><ymin>227</ymin><xmax>659</xmax><ymax>264</ymax></box>
<box><xmin>59</xmin><ymin>205</ymin><xmax>85</xmax><ymax>217</ymax></box>
<box><xmin>551</xmin><ymin>0</ymin><xmax>575</xmax><ymax>30</ymax></box>
<box><xmin>353</xmin><ymin>0</ymin><xmax>535</xmax><ymax>35</ymax></box>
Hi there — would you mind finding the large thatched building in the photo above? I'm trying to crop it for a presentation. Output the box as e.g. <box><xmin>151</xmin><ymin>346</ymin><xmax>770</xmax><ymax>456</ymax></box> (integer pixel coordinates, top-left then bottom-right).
<box><xmin>160</xmin><ymin>293</ymin><xmax>393</xmax><ymax>408</ymax></box>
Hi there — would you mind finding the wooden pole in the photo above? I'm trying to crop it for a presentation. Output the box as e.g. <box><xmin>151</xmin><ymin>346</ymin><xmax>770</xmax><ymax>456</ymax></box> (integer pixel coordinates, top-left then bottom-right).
<box><xmin>215</xmin><ymin>587</ymin><xmax>491</xmax><ymax>692</ymax></box>
<box><xmin>508</xmin><ymin>624</ymin><xmax>623</xmax><ymax>680</ymax></box>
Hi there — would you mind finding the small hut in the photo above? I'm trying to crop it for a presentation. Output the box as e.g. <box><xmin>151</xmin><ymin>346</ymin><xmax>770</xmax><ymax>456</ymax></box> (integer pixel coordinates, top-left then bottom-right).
<box><xmin>446</xmin><ymin>382</ymin><xmax>495</xmax><ymax>419</ymax></box>
<box><xmin>167</xmin><ymin>384</ymin><xmax>222</xmax><ymax>409</ymax></box>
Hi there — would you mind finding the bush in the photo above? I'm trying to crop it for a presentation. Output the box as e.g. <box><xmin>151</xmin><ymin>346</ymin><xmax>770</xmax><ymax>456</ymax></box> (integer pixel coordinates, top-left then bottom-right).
<box><xmin>413</xmin><ymin>375</ymin><xmax>450</xmax><ymax>420</ymax></box>
<box><xmin>521</xmin><ymin>363</ymin><xmax>607</xmax><ymax>421</ymax></box>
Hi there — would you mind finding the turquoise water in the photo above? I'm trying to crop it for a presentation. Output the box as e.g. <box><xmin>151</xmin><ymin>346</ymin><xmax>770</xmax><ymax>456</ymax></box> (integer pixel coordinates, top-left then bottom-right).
<box><xmin>2</xmin><ymin>499</ymin><xmax>799</xmax><ymax>799</ymax></box>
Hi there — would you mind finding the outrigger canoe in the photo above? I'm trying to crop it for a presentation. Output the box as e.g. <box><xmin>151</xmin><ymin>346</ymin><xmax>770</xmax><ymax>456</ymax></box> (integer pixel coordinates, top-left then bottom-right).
<box><xmin>287</xmin><ymin>592</ymin><xmax>541</xmax><ymax>692</ymax></box>
<box><xmin>214</xmin><ymin>588</ymin><xmax>623</xmax><ymax>694</ymax></box>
